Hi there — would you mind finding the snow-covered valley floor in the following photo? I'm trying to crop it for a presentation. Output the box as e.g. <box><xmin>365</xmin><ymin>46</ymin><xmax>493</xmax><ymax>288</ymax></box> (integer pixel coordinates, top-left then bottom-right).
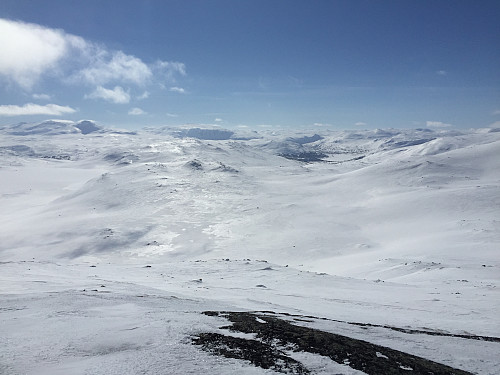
<box><xmin>1</xmin><ymin>121</ymin><xmax>499</xmax><ymax>374</ymax></box>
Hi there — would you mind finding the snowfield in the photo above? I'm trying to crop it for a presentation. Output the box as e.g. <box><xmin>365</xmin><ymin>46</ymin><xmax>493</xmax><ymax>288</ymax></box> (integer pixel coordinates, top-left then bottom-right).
<box><xmin>0</xmin><ymin>120</ymin><xmax>499</xmax><ymax>374</ymax></box>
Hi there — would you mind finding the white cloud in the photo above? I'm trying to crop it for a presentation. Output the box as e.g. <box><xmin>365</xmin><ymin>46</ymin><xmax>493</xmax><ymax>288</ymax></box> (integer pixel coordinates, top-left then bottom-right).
<box><xmin>426</xmin><ymin>121</ymin><xmax>452</xmax><ymax>128</ymax></box>
<box><xmin>166</xmin><ymin>113</ymin><xmax>178</xmax><ymax>118</ymax></box>
<box><xmin>169</xmin><ymin>86</ymin><xmax>186</xmax><ymax>94</ymax></box>
<box><xmin>436</xmin><ymin>70</ymin><xmax>447</xmax><ymax>76</ymax></box>
<box><xmin>85</xmin><ymin>86</ymin><xmax>130</xmax><ymax>104</ymax></box>
<box><xmin>214</xmin><ymin>118</ymin><xmax>223</xmax><ymax>122</ymax></box>
<box><xmin>32</xmin><ymin>93</ymin><xmax>52</xmax><ymax>100</ymax></box>
<box><xmin>128</xmin><ymin>107</ymin><xmax>146</xmax><ymax>115</ymax></box>
<box><xmin>137</xmin><ymin>91</ymin><xmax>150</xmax><ymax>100</ymax></box>
<box><xmin>0</xmin><ymin>18</ymin><xmax>187</xmax><ymax>93</ymax></box>
<box><xmin>355</xmin><ymin>122</ymin><xmax>367</xmax><ymax>127</ymax></box>
<box><xmin>0</xmin><ymin>103</ymin><xmax>76</xmax><ymax>116</ymax></box>
<box><xmin>77</xmin><ymin>51</ymin><xmax>152</xmax><ymax>86</ymax></box>
<box><xmin>0</xmin><ymin>19</ymin><xmax>68</xmax><ymax>89</ymax></box>
<box><xmin>493</xmin><ymin>110</ymin><xmax>500</xmax><ymax>115</ymax></box>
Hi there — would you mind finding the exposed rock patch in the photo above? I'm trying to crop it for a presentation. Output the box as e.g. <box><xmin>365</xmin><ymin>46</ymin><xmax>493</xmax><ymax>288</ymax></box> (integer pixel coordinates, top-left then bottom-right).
<box><xmin>193</xmin><ymin>311</ymin><xmax>473</xmax><ymax>375</ymax></box>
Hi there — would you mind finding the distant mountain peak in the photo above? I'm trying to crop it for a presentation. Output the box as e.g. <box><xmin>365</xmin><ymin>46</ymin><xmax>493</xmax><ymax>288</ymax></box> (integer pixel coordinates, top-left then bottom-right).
<box><xmin>75</xmin><ymin>120</ymin><xmax>101</xmax><ymax>134</ymax></box>
<box><xmin>2</xmin><ymin>119</ymin><xmax>102</xmax><ymax>136</ymax></box>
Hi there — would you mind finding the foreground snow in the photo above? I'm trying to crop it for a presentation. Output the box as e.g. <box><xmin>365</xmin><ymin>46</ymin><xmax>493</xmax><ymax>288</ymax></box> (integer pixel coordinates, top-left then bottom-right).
<box><xmin>0</xmin><ymin>121</ymin><xmax>499</xmax><ymax>374</ymax></box>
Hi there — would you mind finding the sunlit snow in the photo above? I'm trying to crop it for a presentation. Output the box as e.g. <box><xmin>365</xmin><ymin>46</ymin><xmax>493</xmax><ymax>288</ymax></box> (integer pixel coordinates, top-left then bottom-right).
<box><xmin>1</xmin><ymin>120</ymin><xmax>498</xmax><ymax>374</ymax></box>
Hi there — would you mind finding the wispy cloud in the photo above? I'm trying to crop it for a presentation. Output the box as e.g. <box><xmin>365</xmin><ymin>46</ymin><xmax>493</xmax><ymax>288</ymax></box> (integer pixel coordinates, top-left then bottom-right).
<box><xmin>287</xmin><ymin>75</ymin><xmax>303</xmax><ymax>87</ymax></box>
<box><xmin>489</xmin><ymin>121</ymin><xmax>500</xmax><ymax>128</ymax></box>
<box><xmin>128</xmin><ymin>107</ymin><xmax>146</xmax><ymax>115</ymax></box>
<box><xmin>214</xmin><ymin>118</ymin><xmax>223</xmax><ymax>123</ymax></box>
<box><xmin>137</xmin><ymin>91</ymin><xmax>150</xmax><ymax>100</ymax></box>
<box><xmin>85</xmin><ymin>86</ymin><xmax>130</xmax><ymax>104</ymax></box>
<box><xmin>426</xmin><ymin>121</ymin><xmax>452</xmax><ymax>128</ymax></box>
<box><xmin>155</xmin><ymin>61</ymin><xmax>186</xmax><ymax>80</ymax></box>
<box><xmin>169</xmin><ymin>86</ymin><xmax>186</xmax><ymax>94</ymax></box>
<box><xmin>355</xmin><ymin>122</ymin><xmax>367</xmax><ymax>127</ymax></box>
<box><xmin>32</xmin><ymin>93</ymin><xmax>52</xmax><ymax>100</ymax></box>
<box><xmin>493</xmin><ymin>109</ymin><xmax>500</xmax><ymax>115</ymax></box>
<box><xmin>74</xmin><ymin>53</ymin><xmax>186</xmax><ymax>90</ymax></box>
<box><xmin>258</xmin><ymin>76</ymin><xmax>267</xmax><ymax>90</ymax></box>
<box><xmin>436</xmin><ymin>70</ymin><xmax>447</xmax><ymax>76</ymax></box>
<box><xmin>166</xmin><ymin>113</ymin><xmax>178</xmax><ymax>118</ymax></box>
<box><xmin>0</xmin><ymin>103</ymin><xmax>76</xmax><ymax>116</ymax></box>
<box><xmin>0</xmin><ymin>18</ymin><xmax>187</xmax><ymax>97</ymax></box>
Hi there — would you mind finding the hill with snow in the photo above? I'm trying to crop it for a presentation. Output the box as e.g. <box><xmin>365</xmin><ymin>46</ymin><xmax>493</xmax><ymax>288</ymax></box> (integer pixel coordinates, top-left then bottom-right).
<box><xmin>0</xmin><ymin>121</ymin><xmax>499</xmax><ymax>374</ymax></box>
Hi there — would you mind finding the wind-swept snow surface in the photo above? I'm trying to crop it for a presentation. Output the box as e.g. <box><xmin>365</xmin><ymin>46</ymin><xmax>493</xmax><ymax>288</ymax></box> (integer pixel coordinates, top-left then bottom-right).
<box><xmin>0</xmin><ymin>122</ymin><xmax>499</xmax><ymax>374</ymax></box>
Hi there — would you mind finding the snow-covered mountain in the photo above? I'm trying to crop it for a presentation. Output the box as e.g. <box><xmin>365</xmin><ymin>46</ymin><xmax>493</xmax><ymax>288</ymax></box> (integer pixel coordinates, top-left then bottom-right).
<box><xmin>1</xmin><ymin>121</ymin><xmax>499</xmax><ymax>374</ymax></box>
<box><xmin>0</xmin><ymin>119</ymin><xmax>103</xmax><ymax>136</ymax></box>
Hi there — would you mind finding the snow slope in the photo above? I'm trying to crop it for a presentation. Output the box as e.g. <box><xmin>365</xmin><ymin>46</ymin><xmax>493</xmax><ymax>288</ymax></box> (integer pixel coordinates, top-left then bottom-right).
<box><xmin>0</xmin><ymin>121</ymin><xmax>499</xmax><ymax>374</ymax></box>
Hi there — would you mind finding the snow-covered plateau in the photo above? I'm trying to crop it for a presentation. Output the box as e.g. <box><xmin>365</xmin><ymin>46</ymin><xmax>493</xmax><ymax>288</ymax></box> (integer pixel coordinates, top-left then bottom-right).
<box><xmin>1</xmin><ymin>120</ymin><xmax>499</xmax><ymax>374</ymax></box>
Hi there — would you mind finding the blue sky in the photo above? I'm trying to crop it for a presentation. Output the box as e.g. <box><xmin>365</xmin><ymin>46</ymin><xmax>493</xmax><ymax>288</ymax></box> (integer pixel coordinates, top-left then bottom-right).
<box><xmin>1</xmin><ymin>0</ymin><xmax>499</xmax><ymax>130</ymax></box>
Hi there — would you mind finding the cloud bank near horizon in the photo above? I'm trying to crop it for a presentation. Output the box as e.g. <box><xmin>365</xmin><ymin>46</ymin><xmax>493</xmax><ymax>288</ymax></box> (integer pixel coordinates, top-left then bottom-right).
<box><xmin>0</xmin><ymin>103</ymin><xmax>76</xmax><ymax>116</ymax></box>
